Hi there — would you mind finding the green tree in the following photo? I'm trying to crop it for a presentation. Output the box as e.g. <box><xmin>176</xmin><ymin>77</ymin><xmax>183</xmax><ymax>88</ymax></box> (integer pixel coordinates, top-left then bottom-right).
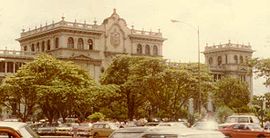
<box><xmin>215</xmin><ymin>106</ymin><xmax>234</xmax><ymax>123</ymax></box>
<box><xmin>253</xmin><ymin>58</ymin><xmax>270</xmax><ymax>87</ymax></box>
<box><xmin>252</xmin><ymin>93</ymin><xmax>270</xmax><ymax>126</ymax></box>
<box><xmin>100</xmin><ymin>55</ymin><xmax>161</xmax><ymax>120</ymax></box>
<box><xmin>100</xmin><ymin>55</ymin><xmax>213</xmax><ymax>121</ymax></box>
<box><xmin>142</xmin><ymin>68</ymin><xmax>196</xmax><ymax>120</ymax></box>
<box><xmin>126</xmin><ymin>56</ymin><xmax>167</xmax><ymax>120</ymax></box>
<box><xmin>171</xmin><ymin>63</ymin><xmax>214</xmax><ymax>113</ymax></box>
<box><xmin>0</xmin><ymin>54</ymin><xmax>98</xmax><ymax>122</ymax></box>
<box><xmin>213</xmin><ymin>77</ymin><xmax>250</xmax><ymax>113</ymax></box>
<box><xmin>87</xmin><ymin>112</ymin><xmax>105</xmax><ymax>122</ymax></box>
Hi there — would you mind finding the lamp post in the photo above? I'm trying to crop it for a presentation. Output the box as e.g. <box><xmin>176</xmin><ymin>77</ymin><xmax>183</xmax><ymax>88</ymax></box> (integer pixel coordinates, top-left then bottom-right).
<box><xmin>171</xmin><ymin>20</ymin><xmax>201</xmax><ymax>114</ymax></box>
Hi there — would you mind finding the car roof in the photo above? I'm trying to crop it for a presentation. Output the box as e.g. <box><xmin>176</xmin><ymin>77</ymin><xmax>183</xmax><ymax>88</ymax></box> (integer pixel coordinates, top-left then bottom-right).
<box><xmin>0</xmin><ymin>121</ymin><xmax>27</xmax><ymax>130</ymax></box>
<box><xmin>113</xmin><ymin>126</ymin><xmax>150</xmax><ymax>133</ymax></box>
<box><xmin>144</xmin><ymin>127</ymin><xmax>222</xmax><ymax>135</ymax></box>
<box><xmin>93</xmin><ymin>122</ymin><xmax>111</xmax><ymax>124</ymax></box>
<box><xmin>228</xmin><ymin>115</ymin><xmax>256</xmax><ymax>117</ymax></box>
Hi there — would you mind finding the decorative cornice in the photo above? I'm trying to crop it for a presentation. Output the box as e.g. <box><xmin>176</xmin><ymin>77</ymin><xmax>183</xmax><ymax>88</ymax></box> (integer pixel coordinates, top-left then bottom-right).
<box><xmin>129</xmin><ymin>34</ymin><xmax>166</xmax><ymax>42</ymax></box>
<box><xmin>203</xmin><ymin>48</ymin><xmax>254</xmax><ymax>54</ymax></box>
<box><xmin>131</xmin><ymin>53</ymin><xmax>163</xmax><ymax>57</ymax></box>
<box><xmin>104</xmin><ymin>51</ymin><xmax>128</xmax><ymax>57</ymax></box>
<box><xmin>18</xmin><ymin>27</ymin><xmax>104</xmax><ymax>42</ymax></box>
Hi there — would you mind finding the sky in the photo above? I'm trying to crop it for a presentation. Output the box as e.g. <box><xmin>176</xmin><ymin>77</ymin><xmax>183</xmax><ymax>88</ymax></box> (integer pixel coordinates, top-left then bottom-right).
<box><xmin>0</xmin><ymin>0</ymin><xmax>269</xmax><ymax>94</ymax></box>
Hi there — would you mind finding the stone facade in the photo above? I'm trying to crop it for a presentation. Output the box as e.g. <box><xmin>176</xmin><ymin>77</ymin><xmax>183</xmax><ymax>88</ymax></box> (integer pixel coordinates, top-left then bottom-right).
<box><xmin>0</xmin><ymin>9</ymin><xmax>165</xmax><ymax>81</ymax></box>
<box><xmin>203</xmin><ymin>40</ymin><xmax>254</xmax><ymax>97</ymax></box>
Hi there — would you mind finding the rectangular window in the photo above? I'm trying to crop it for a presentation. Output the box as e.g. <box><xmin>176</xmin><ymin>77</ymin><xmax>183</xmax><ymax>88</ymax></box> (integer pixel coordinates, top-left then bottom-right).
<box><xmin>0</xmin><ymin>62</ymin><xmax>4</xmax><ymax>72</ymax></box>
<box><xmin>7</xmin><ymin>62</ymin><xmax>13</xmax><ymax>73</ymax></box>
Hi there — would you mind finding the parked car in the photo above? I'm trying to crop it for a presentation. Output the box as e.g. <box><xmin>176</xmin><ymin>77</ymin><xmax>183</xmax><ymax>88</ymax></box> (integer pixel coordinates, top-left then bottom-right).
<box><xmin>157</xmin><ymin>122</ymin><xmax>187</xmax><ymax>128</ymax></box>
<box><xmin>219</xmin><ymin>123</ymin><xmax>269</xmax><ymax>138</ymax></box>
<box><xmin>55</xmin><ymin>123</ymin><xmax>79</xmax><ymax>136</ymax></box>
<box><xmin>192</xmin><ymin>121</ymin><xmax>219</xmax><ymax>130</ymax></box>
<box><xmin>144</xmin><ymin>122</ymin><xmax>160</xmax><ymax>127</ymax></box>
<box><xmin>74</xmin><ymin>122</ymin><xmax>92</xmax><ymax>137</ymax></box>
<box><xmin>110</xmin><ymin>126</ymin><xmax>226</xmax><ymax>138</ymax></box>
<box><xmin>109</xmin><ymin>126</ymin><xmax>150</xmax><ymax>138</ymax></box>
<box><xmin>142</xmin><ymin>127</ymin><xmax>226</xmax><ymax>138</ymax></box>
<box><xmin>36</xmin><ymin>122</ymin><xmax>58</xmax><ymax>136</ymax></box>
<box><xmin>219</xmin><ymin>114</ymin><xmax>260</xmax><ymax>128</ymax></box>
<box><xmin>0</xmin><ymin>121</ymin><xmax>39</xmax><ymax>138</ymax></box>
<box><xmin>89</xmin><ymin>122</ymin><xmax>119</xmax><ymax>138</ymax></box>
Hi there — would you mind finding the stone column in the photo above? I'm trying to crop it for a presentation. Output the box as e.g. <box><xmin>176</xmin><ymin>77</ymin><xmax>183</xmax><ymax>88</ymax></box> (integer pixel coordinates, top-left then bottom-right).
<box><xmin>4</xmin><ymin>62</ymin><xmax>7</xmax><ymax>73</ymax></box>
<box><xmin>74</xmin><ymin>37</ymin><xmax>78</xmax><ymax>49</ymax></box>
<box><xmin>13</xmin><ymin>62</ymin><xmax>16</xmax><ymax>73</ymax></box>
<box><xmin>59</xmin><ymin>35</ymin><xmax>66</xmax><ymax>48</ymax></box>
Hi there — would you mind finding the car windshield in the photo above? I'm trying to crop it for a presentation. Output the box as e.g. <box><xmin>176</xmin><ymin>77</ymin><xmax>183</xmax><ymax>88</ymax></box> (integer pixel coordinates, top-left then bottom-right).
<box><xmin>182</xmin><ymin>133</ymin><xmax>226</xmax><ymax>138</ymax></box>
<box><xmin>110</xmin><ymin>132</ymin><xmax>144</xmax><ymax>138</ymax></box>
<box><xmin>192</xmin><ymin>121</ymin><xmax>218</xmax><ymax>130</ymax></box>
<box><xmin>227</xmin><ymin>117</ymin><xmax>249</xmax><ymax>123</ymax></box>
<box><xmin>142</xmin><ymin>134</ymin><xmax>178</xmax><ymax>138</ymax></box>
<box><xmin>109</xmin><ymin>123</ymin><xmax>119</xmax><ymax>129</ymax></box>
<box><xmin>248</xmin><ymin>124</ymin><xmax>262</xmax><ymax>130</ymax></box>
<box><xmin>19</xmin><ymin>125</ymin><xmax>40</xmax><ymax>138</ymax></box>
<box><xmin>158</xmin><ymin>122</ymin><xmax>187</xmax><ymax>128</ymax></box>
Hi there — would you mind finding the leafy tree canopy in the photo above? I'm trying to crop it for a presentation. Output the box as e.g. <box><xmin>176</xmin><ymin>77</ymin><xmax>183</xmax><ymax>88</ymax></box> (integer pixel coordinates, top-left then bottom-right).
<box><xmin>213</xmin><ymin>77</ymin><xmax>250</xmax><ymax>112</ymax></box>
<box><xmin>0</xmin><ymin>54</ymin><xmax>98</xmax><ymax>122</ymax></box>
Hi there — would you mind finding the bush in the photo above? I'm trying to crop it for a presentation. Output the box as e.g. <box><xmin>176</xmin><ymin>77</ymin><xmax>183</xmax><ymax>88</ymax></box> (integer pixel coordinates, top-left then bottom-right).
<box><xmin>215</xmin><ymin>106</ymin><xmax>234</xmax><ymax>123</ymax></box>
<box><xmin>87</xmin><ymin>112</ymin><xmax>105</xmax><ymax>122</ymax></box>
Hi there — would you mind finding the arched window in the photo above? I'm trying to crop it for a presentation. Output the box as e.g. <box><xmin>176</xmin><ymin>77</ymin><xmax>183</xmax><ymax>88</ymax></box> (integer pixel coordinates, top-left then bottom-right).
<box><xmin>67</xmin><ymin>37</ymin><xmax>74</xmax><ymax>48</ymax></box>
<box><xmin>78</xmin><ymin>38</ymin><xmax>84</xmax><ymax>50</ymax></box>
<box><xmin>137</xmin><ymin>44</ymin><xmax>142</xmax><ymax>54</ymax></box>
<box><xmin>153</xmin><ymin>45</ymin><xmax>158</xmax><ymax>55</ymax></box>
<box><xmin>240</xmin><ymin>56</ymin><xmax>243</xmax><ymax>63</ymax></box>
<box><xmin>88</xmin><ymin>39</ymin><xmax>93</xmax><ymax>50</ymax></box>
<box><xmin>36</xmin><ymin>42</ymin><xmax>40</xmax><ymax>52</ymax></box>
<box><xmin>217</xmin><ymin>56</ymin><xmax>222</xmax><ymax>65</ymax></box>
<box><xmin>41</xmin><ymin>41</ymin><xmax>45</xmax><ymax>52</ymax></box>
<box><xmin>55</xmin><ymin>38</ymin><xmax>59</xmax><ymax>48</ymax></box>
<box><xmin>208</xmin><ymin>57</ymin><xmax>213</xmax><ymax>65</ymax></box>
<box><xmin>23</xmin><ymin>46</ymin><xmax>27</xmax><ymax>51</ymax></box>
<box><xmin>47</xmin><ymin>40</ymin><xmax>51</xmax><ymax>51</ymax></box>
<box><xmin>31</xmin><ymin>44</ymin><xmax>35</xmax><ymax>52</ymax></box>
<box><xmin>145</xmin><ymin>45</ymin><xmax>150</xmax><ymax>55</ymax></box>
<box><xmin>234</xmin><ymin>55</ymin><xmax>238</xmax><ymax>64</ymax></box>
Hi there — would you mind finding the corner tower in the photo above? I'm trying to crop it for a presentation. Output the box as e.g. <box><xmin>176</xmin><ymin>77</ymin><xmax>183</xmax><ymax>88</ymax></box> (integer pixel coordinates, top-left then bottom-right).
<box><xmin>203</xmin><ymin>40</ymin><xmax>254</xmax><ymax>96</ymax></box>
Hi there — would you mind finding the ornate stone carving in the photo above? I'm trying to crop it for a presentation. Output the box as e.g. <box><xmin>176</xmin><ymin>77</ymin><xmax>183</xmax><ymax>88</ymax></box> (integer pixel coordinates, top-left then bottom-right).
<box><xmin>110</xmin><ymin>29</ymin><xmax>120</xmax><ymax>47</ymax></box>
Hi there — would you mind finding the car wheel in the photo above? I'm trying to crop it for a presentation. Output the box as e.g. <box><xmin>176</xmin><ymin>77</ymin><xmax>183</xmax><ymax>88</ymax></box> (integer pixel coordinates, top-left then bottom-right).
<box><xmin>257</xmin><ymin>134</ymin><xmax>266</xmax><ymax>138</ymax></box>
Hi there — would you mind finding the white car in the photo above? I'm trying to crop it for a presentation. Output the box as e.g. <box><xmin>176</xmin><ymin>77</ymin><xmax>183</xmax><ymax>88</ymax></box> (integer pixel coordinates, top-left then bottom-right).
<box><xmin>157</xmin><ymin>122</ymin><xmax>187</xmax><ymax>128</ymax></box>
<box><xmin>219</xmin><ymin>114</ymin><xmax>260</xmax><ymax>128</ymax></box>
<box><xmin>0</xmin><ymin>121</ymin><xmax>39</xmax><ymax>138</ymax></box>
<box><xmin>142</xmin><ymin>127</ymin><xmax>226</xmax><ymax>138</ymax></box>
<box><xmin>192</xmin><ymin>121</ymin><xmax>219</xmax><ymax>130</ymax></box>
<box><xmin>109</xmin><ymin>126</ymin><xmax>226</xmax><ymax>138</ymax></box>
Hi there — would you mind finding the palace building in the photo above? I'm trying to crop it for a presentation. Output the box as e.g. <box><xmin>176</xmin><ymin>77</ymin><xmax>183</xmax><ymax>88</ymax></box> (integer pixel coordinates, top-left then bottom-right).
<box><xmin>0</xmin><ymin>9</ymin><xmax>166</xmax><ymax>81</ymax></box>
<box><xmin>203</xmin><ymin>40</ymin><xmax>254</xmax><ymax>96</ymax></box>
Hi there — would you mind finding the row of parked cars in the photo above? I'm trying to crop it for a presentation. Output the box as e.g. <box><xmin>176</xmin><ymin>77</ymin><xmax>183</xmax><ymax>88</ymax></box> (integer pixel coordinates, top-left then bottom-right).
<box><xmin>0</xmin><ymin>121</ymin><xmax>226</xmax><ymax>138</ymax></box>
<box><xmin>0</xmin><ymin>114</ymin><xmax>267</xmax><ymax>138</ymax></box>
